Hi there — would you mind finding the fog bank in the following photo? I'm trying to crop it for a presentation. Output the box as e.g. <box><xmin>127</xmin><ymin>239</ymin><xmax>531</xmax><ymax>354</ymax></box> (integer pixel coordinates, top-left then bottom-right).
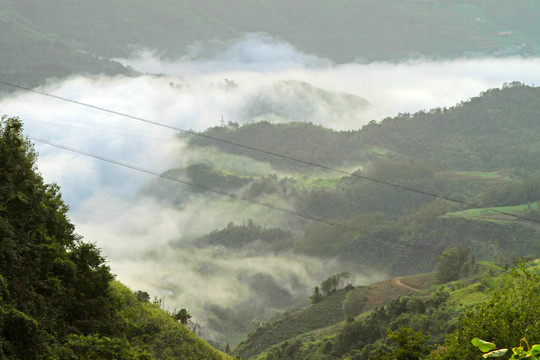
<box><xmin>1</xmin><ymin>33</ymin><xmax>540</xmax><ymax>341</ymax></box>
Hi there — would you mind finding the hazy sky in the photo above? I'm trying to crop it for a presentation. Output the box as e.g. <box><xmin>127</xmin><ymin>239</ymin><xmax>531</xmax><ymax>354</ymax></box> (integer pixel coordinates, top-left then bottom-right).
<box><xmin>2</xmin><ymin>33</ymin><xmax>540</xmax><ymax>339</ymax></box>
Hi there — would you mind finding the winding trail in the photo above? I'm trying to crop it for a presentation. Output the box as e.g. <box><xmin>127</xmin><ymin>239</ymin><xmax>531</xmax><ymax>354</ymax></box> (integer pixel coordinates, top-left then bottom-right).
<box><xmin>392</xmin><ymin>277</ymin><xmax>419</xmax><ymax>292</ymax></box>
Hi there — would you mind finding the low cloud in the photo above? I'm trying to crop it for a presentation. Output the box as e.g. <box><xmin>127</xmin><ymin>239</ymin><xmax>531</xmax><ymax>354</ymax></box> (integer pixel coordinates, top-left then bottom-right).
<box><xmin>1</xmin><ymin>32</ymin><xmax>540</xmax><ymax>341</ymax></box>
<box><xmin>73</xmin><ymin>192</ymin><xmax>377</xmax><ymax>341</ymax></box>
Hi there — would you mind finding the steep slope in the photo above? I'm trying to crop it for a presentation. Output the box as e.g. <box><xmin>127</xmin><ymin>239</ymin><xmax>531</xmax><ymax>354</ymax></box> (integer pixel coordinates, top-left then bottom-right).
<box><xmin>235</xmin><ymin>263</ymin><xmax>540</xmax><ymax>360</ymax></box>
<box><xmin>111</xmin><ymin>282</ymin><xmax>231</xmax><ymax>360</ymax></box>
<box><xmin>0</xmin><ymin>116</ymin><xmax>232</xmax><ymax>358</ymax></box>
<box><xmin>234</xmin><ymin>272</ymin><xmax>437</xmax><ymax>359</ymax></box>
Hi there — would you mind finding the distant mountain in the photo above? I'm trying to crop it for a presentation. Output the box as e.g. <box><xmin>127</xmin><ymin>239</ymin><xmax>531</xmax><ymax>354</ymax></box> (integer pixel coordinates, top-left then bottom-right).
<box><xmin>2</xmin><ymin>0</ymin><xmax>540</xmax><ymax>88</ymax></box>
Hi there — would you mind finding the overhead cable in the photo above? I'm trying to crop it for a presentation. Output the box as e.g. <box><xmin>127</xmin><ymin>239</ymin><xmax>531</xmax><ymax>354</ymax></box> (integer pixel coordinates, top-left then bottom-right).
<box><xmin>28</xmin><ymin>135</ymin><xmax>485</xmax><ymax>264</ymax></box>
<box><xmin>2</xmin><ymin>80</ymin><xmax>539</xmax><ymax>225</ymax></box>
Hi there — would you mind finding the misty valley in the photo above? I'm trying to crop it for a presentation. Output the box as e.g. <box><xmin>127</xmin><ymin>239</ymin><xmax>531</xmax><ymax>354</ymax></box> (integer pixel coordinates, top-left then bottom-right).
<box><xmin>1</xmin><ymin>1</ymin><xmax>540</xmax><ymax>360</ymax></box>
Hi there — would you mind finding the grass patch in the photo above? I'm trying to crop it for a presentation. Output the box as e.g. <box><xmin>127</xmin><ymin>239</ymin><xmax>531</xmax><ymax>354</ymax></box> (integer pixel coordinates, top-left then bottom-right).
<box><xmin>399</xmin><ymin>272</ymin><xmax>437</xmax><ymax>290</ymax></box>
<box><xmin>447</xmin><ymin>281</ymin><xmax>488</xmax><ymax>308</ymax></box>
<box><xmin>444</xmin><ymin>201</ymin><xmax>539</xmax><ymax>222</ymax></box>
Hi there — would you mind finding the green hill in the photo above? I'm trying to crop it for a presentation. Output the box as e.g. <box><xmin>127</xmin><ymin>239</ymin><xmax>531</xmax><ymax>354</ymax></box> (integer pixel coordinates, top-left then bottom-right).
<box><xmin>179</xmin><ymin>85</ymin><xmax>540</xmax><ymax>276</ymax></box>
<box><xmin>137</xmin><ymin>84</ymin><xmax>540</xmax><ymax>344</ymax></box>
<box><xmin>233</xmin><ymin>271</ymin><xmax>443</xmax><ymax>359</ymax></box>
<box><xmin>190</xmin><ymin>84</ymin><xmax>540</xmax><ymax>176</ymax></box>
<box><xmin>111</xmin><ymin>282</ymin><xmax>231</xmax><ymax>360</ymax></box>
<box><xmin>235</xmin><ymin>263</ymin><xmax>540</xmax><ymax>360</ymax></box>
<box><xmin>0</xmin><ymin>116</ymin><xmax>231</xmax><ymax>358</ymax></box>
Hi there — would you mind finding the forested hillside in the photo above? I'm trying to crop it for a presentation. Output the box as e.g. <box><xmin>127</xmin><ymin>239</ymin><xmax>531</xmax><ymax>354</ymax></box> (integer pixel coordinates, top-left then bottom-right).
<box><xmin>2</xmin><ymin>0</ymin><xmax>540</xmax><ymax>89</ymax></box>
<box><xmin>0</xmin><ymin>116</ymin><xmax>231</xmax><ymax>359</ymax></box>
<box><xmin>175</xmin><ymin>83</ymin><xmax>540</xmax><ymax>276</ymax></box>
<box><xmin>190</xmin><ymin>83</ymin><xmax>540</xmax><ymax>175</ymax></box>
<box><xmin>131</xmin><ymin>83</ymin><xmax>540</xmax><ymax>344</ymax></box>
<box><xmin>234</xmin><ymin>262</ymin><xmax>540</xmax><ymax>359</ymax></box>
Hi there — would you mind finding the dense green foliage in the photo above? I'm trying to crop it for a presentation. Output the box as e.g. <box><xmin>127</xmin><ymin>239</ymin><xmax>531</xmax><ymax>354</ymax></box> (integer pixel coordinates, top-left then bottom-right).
<box><xmin>429</xmin><ymin>267</ymin><xmax>540</xmax><ymax>360</ymax></box>
<box><xmin>0</xmin><ymin>116</ymin><xmax>231</xmax><ymax>359</ymax></box>
<box><xmin>330</xmin><ymin>290</ymin><xmax>455</xmax><ymax>359</ymax></box>
<box><xmin>435</xmin><ymin>247</ymin><xmax>477</xmax><ymax>284</ymax></box>
<box><xmin>360</xmin><ymin>84</ymin><xmax>540</xmax><ymax>175</ymax></box>
<box><xmin>0</xmin><ymin>116</ymin><xmax>116</xmax><ymax>357</ymax></box>
<box><xmin>370</xmin><ymin>326</ymin><xmax>430</xmax><ymax>360</ymax></box>
<box><xmin>480</xmin><ymin>175</ymin><xmax>540</xmax><ymax>207</ymax></box>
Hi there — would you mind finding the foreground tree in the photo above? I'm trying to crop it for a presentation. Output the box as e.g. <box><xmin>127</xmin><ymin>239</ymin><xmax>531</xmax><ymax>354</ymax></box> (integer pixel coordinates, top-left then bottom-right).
<box><xmin>429</xmin><ymin>265</ymin><xmax>540</xmax><ymax>359</ymax></box>
<box><xmin>0</xmin><ymin>116</ymin><xmax>116</xmax><ymax>358</ymax></box>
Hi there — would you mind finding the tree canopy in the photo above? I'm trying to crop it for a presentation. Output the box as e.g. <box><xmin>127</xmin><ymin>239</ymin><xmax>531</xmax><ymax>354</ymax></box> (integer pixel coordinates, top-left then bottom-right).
<box><xmin>0</xmin><ymin>116</ymin><xmax>231</xmax><ymax>359</ymax></box>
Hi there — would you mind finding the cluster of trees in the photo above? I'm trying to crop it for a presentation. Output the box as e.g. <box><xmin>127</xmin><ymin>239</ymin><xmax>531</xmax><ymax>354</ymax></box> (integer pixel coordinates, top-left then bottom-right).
<box><xmin>311</xmin><ymin>272</ymin><xmax>351</xmax><ymax>303</ymax></box>
<box><xmin>436</xmin><ymin>247</ymin><xmax>477</xmax><ymax>284</ymax></box>
<box><xmin>0</xmin><ymin>116</ymin><xmax>229</xmax><ymax>359</ymax></box>
<box><xmin>320</xmin><ymin>272</ymin><xmax>351</xmax><ymax>296</ymax></box>
<box><xmin>480</xmin><ymin>175</ymin><xmax>540</xmax><ymax>207</ymax></box>
<box><xmin>359</xmin><ymin>84</ymin><xmax>540</xmax><ymax>174</ymax></box>
<box><xmin>430</xmin><ymin>266</ymin><xmax>540</xmax><ymax>360</ymax></box>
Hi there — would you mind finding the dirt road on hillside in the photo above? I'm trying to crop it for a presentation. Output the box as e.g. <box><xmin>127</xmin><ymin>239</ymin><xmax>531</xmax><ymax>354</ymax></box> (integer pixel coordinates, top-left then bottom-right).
<box><xmin>392</xmin><ymin>278</ymin><xmax>418</xmax><ymax>292</ymax></box>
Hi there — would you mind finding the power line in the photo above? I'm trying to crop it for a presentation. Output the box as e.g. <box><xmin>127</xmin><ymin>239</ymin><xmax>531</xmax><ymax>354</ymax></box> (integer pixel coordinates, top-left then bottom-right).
<box><xmin>28</xmin><ymin>135</ymin><xmax>470</xmax><ymax>263</ymax></box>
<box><xmin>3</xmin><ymin>80</ymin><xmax>539</xmax><ymax>225</ymax></box>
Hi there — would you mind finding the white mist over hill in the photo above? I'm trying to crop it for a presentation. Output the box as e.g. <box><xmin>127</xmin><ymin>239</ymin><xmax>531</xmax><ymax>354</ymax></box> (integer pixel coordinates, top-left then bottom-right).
<box><xmin>2</xmin><ymin>33</ymin><xmax>540</xmax><ymax>341</ymax></box>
